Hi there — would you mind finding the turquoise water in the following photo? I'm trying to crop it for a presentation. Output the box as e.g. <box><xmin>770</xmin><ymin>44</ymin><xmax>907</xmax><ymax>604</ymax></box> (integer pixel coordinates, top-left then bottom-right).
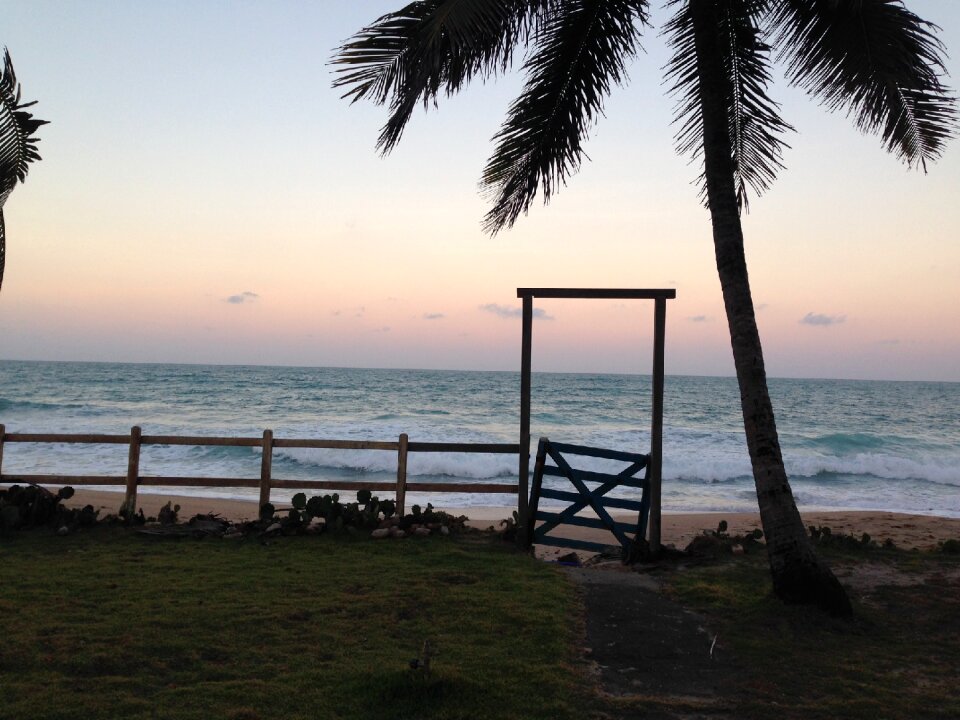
<box><xmin>1</xmin><ymin>360</ymin><xmax>958</xmax><ymax>516</ymax></box>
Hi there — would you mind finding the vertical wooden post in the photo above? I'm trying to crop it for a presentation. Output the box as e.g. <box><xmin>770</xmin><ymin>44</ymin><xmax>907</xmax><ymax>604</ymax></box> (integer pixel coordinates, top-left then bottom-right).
<box><xmin>123</xmin><ymin>425</ymin><xmax>142</xmax><ymax>518</ymax></box>
<box><xmin>396</xmin><ymin>433</ymin><xmax>409</xmax><ymax>517</ymax></box>
<box><xmin>649</xmin><ymin>297</ymin><xmax>667</xmax><ymax>554</ymax></box>
<box><xmin>259</xmin><ymin>429</ymin><xmax>273</xmax><ymax>510</ymax></box>
<box><xmin>519</xmin><ymin>295</ymin><xmax>533</xmax><ymax>535</ymax></box>
<box><xmin>0</xmin><ymin>424</ymin><xmax>6</xmax><ymax>481</ymax></box>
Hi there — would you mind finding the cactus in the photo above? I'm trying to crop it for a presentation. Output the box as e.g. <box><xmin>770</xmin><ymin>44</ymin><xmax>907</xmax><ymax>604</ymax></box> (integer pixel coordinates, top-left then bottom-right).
<box><xmin>157</xmin><ymin>501</ymin><xmax>180</xmax><ymax>525</ymax></box>
<box><xmin>0</xmin><ymin>484</ymin><xmax>92</xmax><ymax>533</ymax></box>
<box><xmin>305</xmin><ymin>496</ymin><xmax>324</xmax><ymax>519</ymax></box>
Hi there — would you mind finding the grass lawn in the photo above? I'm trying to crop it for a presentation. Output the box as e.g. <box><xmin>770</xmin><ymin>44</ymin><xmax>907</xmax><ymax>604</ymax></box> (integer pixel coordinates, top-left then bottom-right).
<box><xmin>661</xmin><ymin>546</ymin><xmax>960</xmax><ymax>720</ymax></box>
<box><xmin>0</xmin><ymin>528</ymin><xmax>586</xmax><ymax>720</ymax></box>
<box><xmin>6</xmin><ymin>525</ymin><xmax>958</xmax><ymax>720</ymax></box>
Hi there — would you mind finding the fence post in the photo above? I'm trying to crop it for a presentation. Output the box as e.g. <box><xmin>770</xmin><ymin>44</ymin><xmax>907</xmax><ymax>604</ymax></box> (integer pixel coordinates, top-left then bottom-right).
<box><xmin>396</xmin><ymin>433</ymin><xmax>409</xmax><ymax>517</ymax></box>
<box><xmin>122</xmin><ymin>425</ymin><xmax>142</xmax><ymax>519</ymax></box>
<box><xmin>0</xmin><ymin>424</ymin><xmax>5</xmax><ymax>480</ymax></box>
<box><xmin>518</xmin><ymin>295</ymin><xmax>533</xmax><ymax>544</ymax></box>
<box><xmin>259</xmin><ymin>429</ymin><xmax>273</xmax><ymax>511</ymax></box>
<box><xmin>649</xmin><ymin>296</ymin><xmax>667</xmax><ymax>555</ymax></box>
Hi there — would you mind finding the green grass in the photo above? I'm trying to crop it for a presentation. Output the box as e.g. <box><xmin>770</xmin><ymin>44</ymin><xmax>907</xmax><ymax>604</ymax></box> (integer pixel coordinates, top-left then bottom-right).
<box><xmin>663</xmin><ymin>547</ymin><xmax>960</xmax><ymax>720</ymax></box>
<box><xmin>0</xmin><ymin>529</ymin><xmax>586</xmax><ymax>720</ymax></box>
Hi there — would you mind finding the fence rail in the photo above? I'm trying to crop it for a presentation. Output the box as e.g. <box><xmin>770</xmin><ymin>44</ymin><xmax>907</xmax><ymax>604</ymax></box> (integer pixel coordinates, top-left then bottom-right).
<box><xmin>0</xmin><ymin>424</ymin><xmax>520</xmax><ymax>517</ymax></box>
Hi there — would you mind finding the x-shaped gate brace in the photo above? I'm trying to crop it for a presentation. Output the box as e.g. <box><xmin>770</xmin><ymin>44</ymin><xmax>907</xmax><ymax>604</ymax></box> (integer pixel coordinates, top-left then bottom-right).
<box><xmin>526</xmin><ymin>437</ymin><xmax>651</xmax><ymax>556</ymax></box>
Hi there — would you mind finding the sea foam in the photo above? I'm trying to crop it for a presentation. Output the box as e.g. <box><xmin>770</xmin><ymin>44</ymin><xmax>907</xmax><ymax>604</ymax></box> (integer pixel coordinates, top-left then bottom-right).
<box><xmin>1</xmin><ymin>361</ymin><xmax>958</xmax><ymax>516</ymax></box>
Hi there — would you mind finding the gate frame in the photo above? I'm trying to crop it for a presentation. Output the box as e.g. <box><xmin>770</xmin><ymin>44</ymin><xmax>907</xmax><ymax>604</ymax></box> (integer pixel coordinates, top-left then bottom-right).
<box><xmin>516</xmin><ymin>288</ymin><xmax>675</xmax><ymax>554</ymax></box>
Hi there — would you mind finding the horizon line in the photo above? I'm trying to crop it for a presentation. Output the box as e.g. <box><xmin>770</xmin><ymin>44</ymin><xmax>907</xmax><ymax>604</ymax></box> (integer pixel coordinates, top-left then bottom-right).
<box><xmin>1</xmin><ymin>356</ymin><xmax>957</xmax><ymax>385</ymax></box>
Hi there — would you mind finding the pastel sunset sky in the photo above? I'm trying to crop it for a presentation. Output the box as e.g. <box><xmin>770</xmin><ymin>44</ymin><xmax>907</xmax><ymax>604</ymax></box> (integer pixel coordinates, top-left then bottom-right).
<box><xmin>2</xmin><ymin>1</ymin><xmax>958</xmax><ymax>380</ymax></box>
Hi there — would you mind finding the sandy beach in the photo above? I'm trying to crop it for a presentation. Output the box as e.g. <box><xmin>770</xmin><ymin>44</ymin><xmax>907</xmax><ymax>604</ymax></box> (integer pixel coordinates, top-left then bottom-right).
<box><xmin>59</xmin><ymin>488</ymin><xmax>960</xmax><ymax>552</ymax></box>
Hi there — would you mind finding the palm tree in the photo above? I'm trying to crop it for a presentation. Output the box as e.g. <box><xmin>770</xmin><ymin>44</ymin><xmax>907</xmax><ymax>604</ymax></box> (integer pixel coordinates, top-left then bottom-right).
<box><xmin>0</xmin><ymin>48</ymin><xmax>47</xmax><ymax>292</ymax></box>
<box><xmin>332</xmin><ymin>0</ymin><xmax>956</xmax><ymax>615</ymax></box>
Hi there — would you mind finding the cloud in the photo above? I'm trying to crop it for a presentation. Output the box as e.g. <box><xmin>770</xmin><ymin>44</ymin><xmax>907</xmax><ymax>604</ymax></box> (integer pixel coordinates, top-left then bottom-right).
<box><xmin>877</xmin><ymin>339</ymin><xmax>900</xmax><ymax>346</ymax></box>
<box><xmin>373</xmin><ymin>326</ymin><xmax>390</xmax><ymax>333</ymax></box>
<box><xmin>756</xmin><ymin>303</ymin><xmax>769</xmax><ymax>311</ymax></box>
<box><xmin>423</xmin><ymin>312</ymin><xmax>445</xmax><ymax>320</ymax></box>
<box><xmin>225</xmin><ymin>291</ymin><xmax>259</xmax><ymax>304</ymax></box>
<box><xmin>800</xmin><ymin>312</ymin><xmax>846</xmax><ymax>327</ymax></box>
<box><xmin>480</xmin><ymin>303</ymin><xmax>554</xmax><ymax>320</ymax></box>
<box><xmin>688</xmin><ymin>315</ymin><xmax>709</xmax><ymax>323</ymax></box>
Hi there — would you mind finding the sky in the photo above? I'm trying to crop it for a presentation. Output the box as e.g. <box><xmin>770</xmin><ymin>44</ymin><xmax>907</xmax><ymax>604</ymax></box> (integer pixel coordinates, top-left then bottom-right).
<box><xmin>1</xmin><ymin>1</ymin><xmax>959</xmax><ymax>381</ymax></box>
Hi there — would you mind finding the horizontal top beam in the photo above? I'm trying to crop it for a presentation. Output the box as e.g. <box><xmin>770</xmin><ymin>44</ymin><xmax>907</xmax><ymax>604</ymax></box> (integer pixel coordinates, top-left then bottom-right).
<box><xmin>516</xmin><ymin>288</ymin><xmax>676</xmax><ymax>300</ymax></box>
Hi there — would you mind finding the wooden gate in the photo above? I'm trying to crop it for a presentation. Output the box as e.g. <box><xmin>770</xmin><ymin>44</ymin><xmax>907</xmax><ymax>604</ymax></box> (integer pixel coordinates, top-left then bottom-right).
<box><xmin>526</xmin><ymin>437</ymin><xmax>651</xmax><ymax>557</ymax></box>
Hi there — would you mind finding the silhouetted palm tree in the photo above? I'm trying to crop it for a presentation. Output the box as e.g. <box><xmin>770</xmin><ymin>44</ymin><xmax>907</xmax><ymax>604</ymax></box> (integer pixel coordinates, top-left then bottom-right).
<box><xmin>0</xmin><ymin>48</ymin><xmax>46</xmax><ymax>291</ymax></box>
<box><xmin>333</xmin><ymin>0</ymin><xmax>956</xmax><ymax>615</ymax></box>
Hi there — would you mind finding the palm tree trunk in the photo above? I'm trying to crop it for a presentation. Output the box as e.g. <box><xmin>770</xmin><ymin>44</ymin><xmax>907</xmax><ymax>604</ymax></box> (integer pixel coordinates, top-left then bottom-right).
<box><xmin>688</xmin><ymin>0</ymin><xmax>850</xmax><ymax>616</ymax></box>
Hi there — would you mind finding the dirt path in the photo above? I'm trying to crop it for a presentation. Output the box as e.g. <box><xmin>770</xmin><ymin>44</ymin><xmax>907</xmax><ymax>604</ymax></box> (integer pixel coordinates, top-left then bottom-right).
<box><xmin>565</xmin><ymin>565</ymin><xmax>738</xmax><ymax>719</ymax></box>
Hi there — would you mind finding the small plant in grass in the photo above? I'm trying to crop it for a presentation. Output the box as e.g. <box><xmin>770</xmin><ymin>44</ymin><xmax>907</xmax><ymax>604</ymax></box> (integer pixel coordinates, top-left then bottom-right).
<box><xmin>117</xmin><ymin>503</ymin><xmax>146</xmax><ymax>525</ymax></box>
<box><xmin>497</xmin><ymin>510</ymin><xmax>523</xmax><ymax>542</ymax></box>
<box><xmin>259</xmin><ymin>502</ymin><xmax>275</xmax><ymax>522</ymax></box>
<box><xmin>939</xmin><ymin>538</ymin><xmax>960</xmax><ymax>554</ymax></box>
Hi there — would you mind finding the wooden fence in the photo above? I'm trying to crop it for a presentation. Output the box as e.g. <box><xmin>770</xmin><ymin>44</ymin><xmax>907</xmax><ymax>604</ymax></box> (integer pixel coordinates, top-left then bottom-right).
<box><xmin>0</xmin><ymin>424</ymin><xmax>520</xmax><ymax>517</ymax></box>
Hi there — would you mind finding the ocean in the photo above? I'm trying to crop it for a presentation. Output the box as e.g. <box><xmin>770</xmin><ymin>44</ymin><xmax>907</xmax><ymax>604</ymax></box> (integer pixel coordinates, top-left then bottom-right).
<box><xmin>1</xmin><ymin>360</ymin><xmax>958</xmax><ymax>517</ymax></box>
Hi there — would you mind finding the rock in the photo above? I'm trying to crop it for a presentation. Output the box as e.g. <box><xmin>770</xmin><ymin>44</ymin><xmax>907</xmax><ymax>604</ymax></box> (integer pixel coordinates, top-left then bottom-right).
<box><xmin>414</xmin><ymin>527</ymin><xmax>432</xmax><ymax>537</ymax></box>
<box><xmin>371</xmin><ymin>528</ymin><xmax>391</xmax><ymax>539</ymax></box>
<box><xmin>732</xmin><ymin>544</ymin><xmax>745</xmax><ymax>555</ymax></box>
<box><xmin>439</xmin><ymin>525</ymin><xmax>450</xmax><ymax>536</ymax></box>
<box><xmin>265</xmin><ymin>522</ymin><xmax>282</xmax><ymax>534</ymax></box>
<box><xmin>223</xmin><ymin>530</ymin><xmax>243</xmax><ymax>539</ymax></box>
<box><xmin>393</xmin><ymin>529</ymin><xmax>406</xmax><ymax>539</ymax></box>
<box><xmin>57</xmin><ymin>525</ymin><xmax>69</xmax><ymax>536</ymax></box>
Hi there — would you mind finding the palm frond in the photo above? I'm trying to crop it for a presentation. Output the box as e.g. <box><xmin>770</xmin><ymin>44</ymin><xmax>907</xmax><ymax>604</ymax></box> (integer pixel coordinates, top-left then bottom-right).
<box><xmin>769</xmin><ymin>0</ymin><xmax>957</xmax><ymax>170</ymax></box>
<box><xmin>665</xmin><ymin>0</ymin><xmax>792</xmax><ymax>211</ymax></box>
<box><xmin>331</xmin><ymin>0</ymin><xmax>545</xmax><ymax>153</ymax></box>
<box><xmin>0</xmin><ymin>48</ymin><xmax>48</xmax><ymax>290</ymax></box>
<box><xmin>481</xmin><ymin>0</ymin><xmax>649</xmax><ymax>233</ymax></box>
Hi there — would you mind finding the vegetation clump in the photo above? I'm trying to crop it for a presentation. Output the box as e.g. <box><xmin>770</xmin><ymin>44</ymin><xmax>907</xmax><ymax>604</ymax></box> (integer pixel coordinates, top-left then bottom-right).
<box><xmin>808</xmin><ymin>525</ymin><xmax>898</xmax><ymax>551</ymax></box>
<box><xmin>1</xmin><ymin>485</ymin><xmax>467</xmax><ymax>543</ymax></box>
<box><xmin>494</xmin><ymin>510</ymin><xmax>523</xmax><ymax>543</ymax></box>
<box><xmin>684</xmin><ymin>520</ymin><xmax>764</xmax><ymax>558</ymax></box>
<box><xmin>258</xmin><ymin>492</ymin><xmax>465</xmax><ymax>539</ymax></box>
<box><xmin>938</xmin><ymin>538</ymin><xmax>960</xmax><ymax>554</ymax></box>
<box><xmin>0</xmin><ymin>483</ymin><xmax>98</xmax><ymax>534</ymax></box>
